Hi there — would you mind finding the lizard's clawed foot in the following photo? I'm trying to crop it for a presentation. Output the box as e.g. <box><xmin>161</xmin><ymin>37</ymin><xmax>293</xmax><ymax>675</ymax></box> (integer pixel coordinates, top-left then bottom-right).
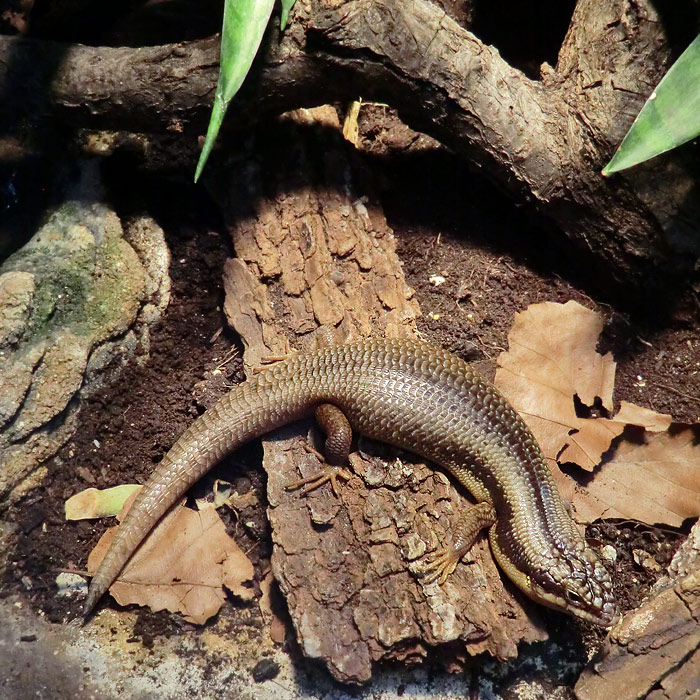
<box><xmin>285</xmin><ymin>468</ymin><xmax>352</xmax><ymax>497</ymax></box>
<box><xmin>414</xmin><ymin>501</ymin><xmax>495</xmax><ymax>584</ymax></box>
<box><xmin>414</xmin><ymin>546</ymin><xmax>461</xmax><ymax>586</ymax></box>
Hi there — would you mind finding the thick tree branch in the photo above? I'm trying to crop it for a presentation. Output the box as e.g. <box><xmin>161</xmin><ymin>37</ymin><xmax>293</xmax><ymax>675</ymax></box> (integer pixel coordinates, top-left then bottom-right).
<box><xmin>0</xmin><ymin>36</ymin><xmax>325</xmax><ymax>134</ymax></box>
<box><xmin>309</xmin><ymin>1</ymin><xmax>686</xmax><ymax>288</ymax></box>
<box><xmin>1</xmin><ymin>0</ymin><xmax>697</xmax><ymax>296</ymax></box>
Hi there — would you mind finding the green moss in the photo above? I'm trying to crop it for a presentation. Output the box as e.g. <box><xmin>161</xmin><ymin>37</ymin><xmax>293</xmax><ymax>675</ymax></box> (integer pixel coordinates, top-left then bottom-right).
<box><xmin>1</xmin><ymin>202</ymin><xmax>145</xmax><ymax>348</ymax></box>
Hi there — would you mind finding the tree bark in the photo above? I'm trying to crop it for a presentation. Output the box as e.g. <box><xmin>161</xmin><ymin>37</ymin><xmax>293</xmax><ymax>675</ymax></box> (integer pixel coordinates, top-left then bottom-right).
<box><xmin>211</xmin><ymin>107</ymin><xmax>547</xmax><ymax>683</ymax></box>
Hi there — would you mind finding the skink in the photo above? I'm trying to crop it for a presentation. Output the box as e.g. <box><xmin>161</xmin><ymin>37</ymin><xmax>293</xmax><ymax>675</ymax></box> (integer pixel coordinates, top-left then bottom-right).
<box><xmin>84</xmin><ymin>337</ymin><xmax>618</xmax><ymax>627</ymax></box>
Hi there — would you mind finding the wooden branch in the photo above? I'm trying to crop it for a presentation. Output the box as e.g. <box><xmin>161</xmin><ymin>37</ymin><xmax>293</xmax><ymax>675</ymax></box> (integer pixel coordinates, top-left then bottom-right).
<box><xmin>309</xmin><ymin>0</ymin><xmax>682</xmax><ymax>290</ymax></box>
<box><xmin>1</xmin><ymin>0</ymin><xmax>697</xmax><ymax>295</ymax></box>
<box><xmin>576</xmin><ymin>520</ymin><xmax>700</xmax><ymax>700</ymax></box>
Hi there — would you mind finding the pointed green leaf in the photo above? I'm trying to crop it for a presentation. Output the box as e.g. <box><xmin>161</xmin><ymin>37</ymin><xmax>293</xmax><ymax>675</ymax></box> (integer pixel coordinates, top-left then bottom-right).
<box><xmin>195</xmin><ymin>0</ymin><xmax>276</xmax><ymax>182</ymax></box>
<box><xmin>280</xmin><ymin>0</ymin><xmax>297</xmax><ymax>31</ymax></box>
<box><xmin>603</xmin><ymin>34</ymin><xmax>700</xmax><ymax>175</ymax></box>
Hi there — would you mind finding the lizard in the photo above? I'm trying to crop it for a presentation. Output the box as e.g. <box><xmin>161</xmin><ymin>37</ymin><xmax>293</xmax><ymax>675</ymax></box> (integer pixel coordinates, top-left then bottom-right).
<box><xmin>84</xmin><ymin>336</ymin><xmax>618</xmax><ymax>627</ymax></box>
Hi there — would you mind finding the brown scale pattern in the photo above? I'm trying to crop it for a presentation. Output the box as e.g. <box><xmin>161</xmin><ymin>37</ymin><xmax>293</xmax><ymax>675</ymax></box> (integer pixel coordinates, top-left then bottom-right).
<box><xmin>85</xmin><ymin>337</ymin><xmax>617</xmax><ymax>626</ymax></box>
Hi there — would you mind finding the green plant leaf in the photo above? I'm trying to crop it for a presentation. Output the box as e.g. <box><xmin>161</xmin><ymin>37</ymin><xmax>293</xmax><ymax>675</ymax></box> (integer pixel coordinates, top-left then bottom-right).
<box><xmin>194</xmin><ymin>0</ymin><xmax>276</xmax><ymax>182</ymax></box>
<box><xmin>280</xmin><ymin>0</ymin><xmax>297</xmax><ymax>31</ymax></box>
<box><xmin>603</xmin><ymin>34</ymin><xmax>700</xmax><ymax>175</ymax></box>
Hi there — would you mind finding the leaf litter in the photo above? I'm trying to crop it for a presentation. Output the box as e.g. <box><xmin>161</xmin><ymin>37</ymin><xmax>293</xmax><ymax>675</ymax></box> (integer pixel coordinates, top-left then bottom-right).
<box><xmin>495</xmin><ymin>300</ymin><xmax>699</xmax><ymax>526</ymax></box>
<box><xmin>85</xmin><ymin>489</ymin><xmax>254</xmax><ymax>624</ymax></box>
<box><xmin>556</xmin><ymin>429</ymin><xmax>700</xmax><ymax>527</ymax></box>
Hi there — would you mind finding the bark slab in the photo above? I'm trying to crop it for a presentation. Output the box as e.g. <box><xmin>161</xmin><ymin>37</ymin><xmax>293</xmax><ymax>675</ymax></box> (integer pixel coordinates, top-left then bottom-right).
<box><xmin>575</xmin><ymin>520</ymin><xmax>700</xmax><ymax>700</ymax></box>
<box><xmin>213</xmin><ymin>107</ymin><xmax>546</xmax><ymax>684</ymax></box>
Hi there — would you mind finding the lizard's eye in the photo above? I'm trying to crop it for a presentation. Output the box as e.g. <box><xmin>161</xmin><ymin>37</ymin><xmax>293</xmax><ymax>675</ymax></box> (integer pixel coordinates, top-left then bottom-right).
<box><xmin>566</xmin><ymin>589</ymin><xmax>583</xmax><ymax>605</ymax></box>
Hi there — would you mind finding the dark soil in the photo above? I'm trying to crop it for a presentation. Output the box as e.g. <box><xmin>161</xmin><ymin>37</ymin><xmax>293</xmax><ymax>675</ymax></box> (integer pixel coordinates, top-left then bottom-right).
<box><xmin>1</xmin><ymin>110</ymin><xmax>697</xmax><ymax>692</ymax></box>
<box><xmin>2</xmin><ymin>176</ymin><xmax>271</xmax><ymax>632</ymax></box>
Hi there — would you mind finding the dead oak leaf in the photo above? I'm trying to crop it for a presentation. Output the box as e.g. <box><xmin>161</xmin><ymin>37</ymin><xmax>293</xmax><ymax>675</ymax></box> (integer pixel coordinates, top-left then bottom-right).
<box><xmin>555</xmin><ymin>429</ymin><xmax>700</xmax><ymax>527</ymax></box>
<box><xmin>612</xmin><ymin>401</ymin><xmax>672</xmax><ymax>433</ymax></box>
<box><xmin>87</xmin><ymin>495</ymin><xmax>254</xmax><ymax>624</ymax></box>
<box><xmin>495</xmin><ymin>300</ymin><xmax>615</xmax><ymax>469</ymax></box>
<box><xmin>557</xmin><ymin>400</ymin><xmax>672</xmax><ymax>472</ymax></box>
<box><xmin>499</xmin><ymin>300</ymin><xmax>616</xmax><ymax>408</ymax></box>
<box><xmin>495</xmin><ymin>301</ymin><xmax>670</xmax><ymax>470</ymax></box>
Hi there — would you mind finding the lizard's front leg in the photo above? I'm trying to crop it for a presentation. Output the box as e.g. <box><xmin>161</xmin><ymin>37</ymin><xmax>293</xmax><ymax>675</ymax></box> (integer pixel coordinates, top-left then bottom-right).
<box><xmin>285</xmin><ymin>403</ymin><xmax>353</xmax><ymax>497</ymax></box>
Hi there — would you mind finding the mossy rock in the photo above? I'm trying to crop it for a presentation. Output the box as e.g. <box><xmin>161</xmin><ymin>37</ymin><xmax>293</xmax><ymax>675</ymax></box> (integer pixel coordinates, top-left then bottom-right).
<box><xmin>0</xmin><ymin>195</ymin><xmax>169</xmax><ymax>505</ymax></box>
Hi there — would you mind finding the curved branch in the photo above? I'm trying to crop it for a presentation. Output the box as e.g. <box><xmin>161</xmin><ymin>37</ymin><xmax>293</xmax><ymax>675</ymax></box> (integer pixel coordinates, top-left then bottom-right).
<box><xmin>0</xmin><ymin>0</ymin><xmax>696</xmax><ymax>295</ymax></box>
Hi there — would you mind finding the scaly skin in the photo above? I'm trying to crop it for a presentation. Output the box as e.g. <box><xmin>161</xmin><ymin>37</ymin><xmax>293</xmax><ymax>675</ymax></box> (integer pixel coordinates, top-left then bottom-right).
<box><xmin>84</xmin><ymin>337</ymin><xmax>618</xmax><ymax>626</ymax></box>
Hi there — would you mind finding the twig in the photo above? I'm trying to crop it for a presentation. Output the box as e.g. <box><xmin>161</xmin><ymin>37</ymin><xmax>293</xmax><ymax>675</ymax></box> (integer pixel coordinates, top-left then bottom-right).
<box><xmin>646</xmin><ymin>379</ymin><xmax>700</xmax><ymax>405</ymax></box>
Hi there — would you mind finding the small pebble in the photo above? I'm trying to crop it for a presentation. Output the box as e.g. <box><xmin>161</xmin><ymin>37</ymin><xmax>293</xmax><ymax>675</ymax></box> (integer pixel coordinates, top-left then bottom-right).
<box><xmin>56</xmin><ymin>572</ymin><xmax>88</xmax><ymax>597</ymax></box>
<box><xmin>251</xmin><ymin>658</ymin><xmax>281</xmax><ymax>682</ymax></box>
<box><xmin>600</xmin><ymin>545</ymin><xmax>617</xmax><ymax>564</ymax></box>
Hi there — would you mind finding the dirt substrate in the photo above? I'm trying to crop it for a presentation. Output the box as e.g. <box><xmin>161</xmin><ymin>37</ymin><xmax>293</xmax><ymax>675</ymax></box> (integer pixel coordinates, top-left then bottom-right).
<box><xmin>0</xmin><ymin>114</ymin><xmax>697</xmax><ymax>698</ymax></box>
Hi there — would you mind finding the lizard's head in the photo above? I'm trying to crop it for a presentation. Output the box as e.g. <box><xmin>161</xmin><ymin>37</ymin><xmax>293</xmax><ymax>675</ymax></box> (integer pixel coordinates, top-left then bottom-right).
<box><xmin>491</xmin><ymin>531</ymin><xmax>618</xmax><ymax>627</ymax></box>
<box><xmin>526</xmin><ymin>542</ymin><xmax>619</xmax><ymax>627</ymax></box>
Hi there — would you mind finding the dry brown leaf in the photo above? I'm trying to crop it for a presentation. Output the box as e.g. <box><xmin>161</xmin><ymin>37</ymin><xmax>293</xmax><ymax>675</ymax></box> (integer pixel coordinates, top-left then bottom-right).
<box><xmin>87</xmin><ymin>498</ymin><xmax>254</xmax><ymax>624</ymax></box>
<box><xmin>611</xmin><ymin>401</ymin><xmax>672</xmax><ymax>433</ymax></box>
<box><xmin>498</xmin><ymin>300</ymin><xmax>616</xmax><ymax>407</ymax></box>
<box><xmin>555</xmin><ymin>429</ymin><xmax>700</xmax><ymax>527</ymax></box>
<box><xmin>495</xmin><ymin>300</ymin><xmax>696</xmax><ymax>528</ymax></box>
<box><xmin>495</xmin><ymin>301</ymin><xmax>671</xmax><ymax>470</ymax></box>
<box><xmin>496</xmin><ymin>301</ymin><xmax>617</xmax><ymax>469</ymax></box>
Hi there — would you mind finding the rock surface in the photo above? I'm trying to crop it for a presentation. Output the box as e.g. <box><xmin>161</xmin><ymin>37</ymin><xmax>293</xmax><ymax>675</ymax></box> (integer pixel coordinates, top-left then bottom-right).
<box><xmin>0</xmin><ymin>169</ymin><xmax>170</xmax><ymax>505</ymax></box>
